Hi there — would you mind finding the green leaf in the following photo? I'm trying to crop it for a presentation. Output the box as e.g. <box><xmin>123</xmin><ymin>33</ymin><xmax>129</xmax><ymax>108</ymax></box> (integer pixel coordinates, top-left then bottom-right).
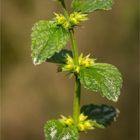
<box><xmin>79</xmin><ymin>63</ymin><xmax>123</xmax><ymax>102</ymax></box>
<box><xmin>72</xmin><ymin>0</ymin><xmax>114</xmax><ymax>13</ymax></box>
<box><xmin>44</xmin><ymin>120</ymin><xmax>79</xmax><ymax>140</ymax></box>
<box><xmin>47</xmin><ymin>49</ymin><xmax>73</xmax><ymax>64</ymax></box>
<box><xmin>81</xmin><ymin>104</ymin><xmax>119</xmax><ymax>127</ymax></box>
<box><xmin>31</xmin><ymin>20</ymin><xmax>70</xmax><ymax>65</ymax></box>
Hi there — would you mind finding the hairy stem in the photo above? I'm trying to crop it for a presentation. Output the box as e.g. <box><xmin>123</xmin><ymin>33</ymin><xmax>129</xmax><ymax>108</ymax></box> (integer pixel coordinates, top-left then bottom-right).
<box><xmin>73</xmin><ymin>75</ymin><xmax>81</xmax><ymax>124</ymax></box>
<box><xmin>70</xmin><ymin>30</ymin><xmax>79</xmax><ymax>65</ymax></box>
<box><xmin>70</xmin><ymin>30</ymin><xmax>81</xmax><ymax>125</ymax></box>
<box><xmin>61</xmin><ymin>0</ymin><xmax>81</xmax><ymax>125</ymax></box>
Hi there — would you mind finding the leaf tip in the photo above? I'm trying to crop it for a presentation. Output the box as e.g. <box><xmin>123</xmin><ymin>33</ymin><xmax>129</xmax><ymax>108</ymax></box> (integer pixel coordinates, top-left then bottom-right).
<box><xmin>112</xmin><ymin>98</ymin><xmax>118</xmax><ymax>102</ymax></box>
<box><xmin>33</xmin><ymin>57</ymin><xmax>41</xmax><ymax>65</ymax></box>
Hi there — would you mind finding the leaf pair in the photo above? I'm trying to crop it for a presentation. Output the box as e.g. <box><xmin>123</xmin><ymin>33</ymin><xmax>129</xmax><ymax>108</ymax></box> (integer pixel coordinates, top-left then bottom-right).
<box><xmin>32</xmin><ymin>27</ymin><xmax>122</xmax><ymax>101</ymax></box>
<box><xmin>47</xmin><ymin>51</ymin><xmax>122</xmax><ymax>102</ymax></box>
<box><xmin>31</xmin><ymin>0</ymin><xmax>114</xmax><ymax>65</ymax></box>
<box><xmin>47</xmin><ymin>50</ymin><xmax>123</xmax><ymax>102</ymax></box>
<box><xmin>44</xmin><ymin>104</ymin><xmax>119</xmax><ymax>140</ymax></box>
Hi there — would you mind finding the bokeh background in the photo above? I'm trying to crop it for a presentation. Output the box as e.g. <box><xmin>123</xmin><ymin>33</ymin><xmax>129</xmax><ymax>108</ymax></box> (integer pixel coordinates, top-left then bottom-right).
<box><xmin>1</xmin><ymin>0</ymin><xmax>139</xmax><ymax>140</ymax></box>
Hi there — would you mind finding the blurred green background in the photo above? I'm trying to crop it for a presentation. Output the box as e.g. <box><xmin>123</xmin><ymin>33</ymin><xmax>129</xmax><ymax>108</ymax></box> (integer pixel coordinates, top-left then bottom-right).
<box><xmin>1</xmin><ymin>0</ymin><xmax>139</xmax><ymax>140</ymax></box>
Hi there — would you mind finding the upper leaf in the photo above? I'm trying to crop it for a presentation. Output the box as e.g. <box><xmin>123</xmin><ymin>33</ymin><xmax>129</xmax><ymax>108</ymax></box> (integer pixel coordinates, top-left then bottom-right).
<box><xmin>31</xmin><ymin>20</ymin><xmax>70</xmax><ymax>65</ymax></box>
<box><xmin>81</xmin><ymin>104</ymin><xmax>119</xmax><ymax>127</ymax></box>
<box><xmin>47</xmin><ymin>49</ymin><xmax>73</xmax><ymax>64</ymax></box>
<box><xmin>72</xmin><ymin>0</ymin><xmax>114</xmax><ymax>13</ymax></box>
<box><xmin>44</xmin><ymin>120</ymin><xmax>79</xmax><ymax>140</ymax></box>
<box><xmin>79</xmin><ymin>63</ymin><xmax>123</xmax><ymax>102</ymax></box>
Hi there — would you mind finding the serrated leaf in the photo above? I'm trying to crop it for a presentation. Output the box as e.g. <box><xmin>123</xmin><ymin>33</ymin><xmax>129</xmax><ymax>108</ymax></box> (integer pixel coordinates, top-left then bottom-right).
<box><xmin>31</xmin><ymin>20</ymin><xmax>70</xmax><ymax>65</ymax></box>
<box><xmin>44</xmin><ymin>120</ymin><xmax>79</xmax><ymax>140</ymax></box>
<box><xmin>47</xmin><ymin>49</ymin><xmax>73</xmax><ymax>64</ymax></box>
<box><xmin>79</xmin><ymin>63</ymin><xmax>123</xmax><ymax>102</ymax></box>
<box><xmin>72</xmin><ymin>0</ymin><xmax>114</xmax><ymax>13</ymax></box>
<box><xmin>81</xmin><ymin>104</ymin><xmax>119</xmax><ymax>127</ymax></box>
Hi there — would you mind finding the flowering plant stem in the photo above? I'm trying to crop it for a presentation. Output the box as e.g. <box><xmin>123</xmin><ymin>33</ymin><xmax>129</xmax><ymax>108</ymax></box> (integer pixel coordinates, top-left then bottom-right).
<box><xmin>73</xmin><ymin>75</ymin><xmax>81</xmax><ymax>125</ymax></box>
<box><xmin>70</xmin><ymin>29</ymin><xmax>81</xmax><ymax>124</ymax></box>
<box><xmin>31</xmin><ymin>0</ymin><xmax>123</xmax><ymax>139</ymax></box>
<box><xmin>62</xmin><ymin>2</ymin><xmax>81</xmax><ymax>125</ymax></box>
<box><xmin>70</xmin><ymin>30</ymin><xmax>81</xmax><ymax>125</ymax></box>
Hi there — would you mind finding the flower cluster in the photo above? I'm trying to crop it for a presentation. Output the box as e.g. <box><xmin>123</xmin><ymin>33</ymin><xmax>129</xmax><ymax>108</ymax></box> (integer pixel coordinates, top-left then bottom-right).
<box><xmin>54</xmin><ymin>12</ymin><xmax>88</xmax><ymax>29</ymax></box>
<box><xmin>60</xmin><ymin>115</ymin><xmax>74</xmax><ymax>126</ymax></box>
<box><xmin>70</xmin><ymin>12</ymin><xmax>88</xmax><ymax>25</ymax></box>
<box><xmin>62</xmin><ymin>54</ymin><xmax>95</xmax><ymax>73</ymax></box>
<box><xmin>78</xmin><ymin>114</ymin><xmax>94</xmax><ymax>131</ymax></box>
<box><xmin>60</xmin><ymin>114</ymin><xmax>94</xmax><ymax>131</ymax></box>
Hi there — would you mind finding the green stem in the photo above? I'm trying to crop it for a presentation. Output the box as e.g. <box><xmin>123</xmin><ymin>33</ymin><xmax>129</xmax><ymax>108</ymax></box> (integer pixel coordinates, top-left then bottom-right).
<box><xmin>70</xmin><ymin>30</ymin><xmax>79</xmax><ymax>65</ymax></box>
<box><xmin>70</xmin><ymin>29</ymin><xmax>81</xmax><ymax>125</ymax></box>
<box><xmin>61</xmin><ymin>0</ymin><xmax>81</xmax><ymax>125</ymax></box>
<box><xmin>73</xmin><ymin>75</ymin><xmax>81</xmax><ymax>124</ymax></box>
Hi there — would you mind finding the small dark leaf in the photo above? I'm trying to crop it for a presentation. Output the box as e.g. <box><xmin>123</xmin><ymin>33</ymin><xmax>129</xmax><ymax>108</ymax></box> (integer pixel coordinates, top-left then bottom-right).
<box><xmin>46</xmin><ymin>49</ymin><xmax>73</xmax><ymax>64</ymax></box>
<box><xmin>81</xmin><ymin>104</ymin><xmax>119</xmax><ymax>127</ymax></box>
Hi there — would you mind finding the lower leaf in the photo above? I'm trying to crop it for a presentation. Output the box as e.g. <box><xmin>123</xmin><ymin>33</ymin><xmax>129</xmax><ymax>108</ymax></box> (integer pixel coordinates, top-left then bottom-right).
<box><xmin>81</xmin><ymin>104</ymin><xmax>119</xmax><ymax>127</ymax></box>
<box><xmin>44</xmin><ymin>120</ymin><xmax>79</xmax><ymax>140</ymax></box>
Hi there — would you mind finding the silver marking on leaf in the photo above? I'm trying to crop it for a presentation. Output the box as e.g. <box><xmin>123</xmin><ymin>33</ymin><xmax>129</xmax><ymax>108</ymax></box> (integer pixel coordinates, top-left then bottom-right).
<box><xmin>61</xmin><ymin>133</ymin><xmax>71</xmax><ymax>140</ymax></box>
<box><xmin>33</xmin><ymin>57</ymin><xmax>41</xmax><ymax>65</ymax></box>
<box><xmin>33</xmin><ymin>57</ymin><xmax>38</xmax><ymax>65</ymax></box>
<box><xmin>50</xmin><ymin>126</ymin><xmax>57</xmax><ymax>138</ymax></box>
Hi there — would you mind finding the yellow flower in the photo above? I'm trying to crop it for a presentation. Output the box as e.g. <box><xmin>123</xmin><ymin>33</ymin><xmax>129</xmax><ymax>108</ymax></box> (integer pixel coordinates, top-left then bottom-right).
<box><xmin>62</xmin><ymin>55</ymin><xmax>74</xmax><ymax>72</ymax></box>
<box><xmin>60</xmin><ymin>114</ymin><xmax>95</xmax><ymax>131</ymax></box>
<box><xmin>70</xmin><ymin>12</ymin><xmax>88</xmax><ymax>25</ymax></box>
<box><xmin>70</xmin><ymin>17</ymin><xmax>80</xmax><ymax>25</ymax></box>
<box><xmin>74</xmin><ymin>12</ymin><xmax>88</xmax><ymax>22</ymax></box>
<box><xmin>83</xmin><ymin>120</ymin><xmax>94</xmax><ymax>130</ymax></box>
<box><xmin>66</xmin><ymin>54</ymin><xmax>73</xmax><ymax>63</ymax></box>
<box><xmin>62</xmin><ymin>54</ymin><xmax>95</xmax><ymax>73</ymax></box>
<box><xmin>79</xmin><ymin>53</ymin><xmax>95</xmax><ymax>67</ymax></box>
<box><xmin>79</xmin><ymin>113</ymin><xmax>88</xmax><ymax>122</ymax></box>
<box><xmin>54</xmin><ymin>13</ymin><xmax>66</xmax><ymax>25</ymax></box>
<box><xmin>78</xmin><ymin>123</ymin><xmax>86</xmax><ymax>131</ymax></box>
<box><xmin>54</xmin><ymin>12</ymin><xmax>88</xmax><ymax>29</ymax></box>
<box><xmin>60</xmin><ymin>115</ymin><xmax>74</xmax><ymax>126</ymax></box>
<box><xmin>75</xmin><ymin>66</ymin><xmax>80</xmax><ymax>73</ymax></box>
<box><xmin>78</xmin><ymin>120</ymin><xmax>94</xmax><ymax>131</ymax></box>
<box><xmin>78</xmin><ymin>113</ymin><xmax>94</xmax><ymax>131</ymax></box>
<box><xmin>63</xmin><ymin>21</ymin><xmax>71</xmax><ymax>29</ymax></box>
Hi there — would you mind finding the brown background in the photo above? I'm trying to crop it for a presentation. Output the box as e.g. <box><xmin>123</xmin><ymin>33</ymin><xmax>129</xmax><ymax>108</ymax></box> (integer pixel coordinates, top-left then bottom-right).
<box><xmin>1</xmin><ymin>0</ymin><xmax>139</xmax><ymax>140</ymax></box>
